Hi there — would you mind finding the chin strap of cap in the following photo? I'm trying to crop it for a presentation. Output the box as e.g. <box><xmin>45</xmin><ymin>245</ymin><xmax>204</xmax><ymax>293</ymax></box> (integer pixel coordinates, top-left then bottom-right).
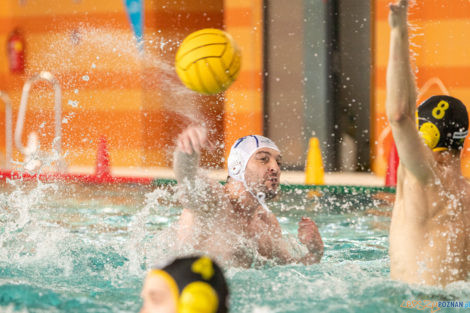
<box><xmin>242</xmin><ymin>180</ymin><xmax>271</xmax><ymax>213</ymax></box>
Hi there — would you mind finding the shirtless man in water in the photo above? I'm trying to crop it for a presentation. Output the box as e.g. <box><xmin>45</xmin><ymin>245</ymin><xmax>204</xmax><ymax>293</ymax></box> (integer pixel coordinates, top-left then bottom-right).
<box><xmin>387</xmin><ymin>0</ymin><xmax>470</xmax><ymax>286</ymax></box>
<box><xmin>173</xmin><ymin>126</ymin><xmax>323</xmax><ymax>267</ymax></box>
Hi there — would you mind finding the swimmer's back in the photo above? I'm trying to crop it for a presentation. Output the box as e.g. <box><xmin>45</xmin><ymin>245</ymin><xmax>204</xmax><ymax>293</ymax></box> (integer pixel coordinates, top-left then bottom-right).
<box><xmin>463</xmin><ymin>179</ymin><xmax>470</xmax><ymax>275</ymax></box>
<box><xmin>390</xmin><ymin>164</ymin><xmax>469</xmax><ymax>285</ymax></box>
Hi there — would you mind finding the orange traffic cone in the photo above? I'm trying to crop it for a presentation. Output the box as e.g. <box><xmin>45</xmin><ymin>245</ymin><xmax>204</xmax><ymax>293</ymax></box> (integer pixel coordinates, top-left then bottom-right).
<box><xmin>95</xmin><ymin>136</ymin><xmax>111</xmax><ymax>178</ymax></box>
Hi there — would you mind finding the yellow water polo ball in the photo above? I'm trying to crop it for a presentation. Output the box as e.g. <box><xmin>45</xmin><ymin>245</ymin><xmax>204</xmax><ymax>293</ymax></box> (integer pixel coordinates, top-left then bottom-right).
<box><xmin>175</xmin><ymin>28</ymin><xmax>242</xmax><ymax>95</ymax></box>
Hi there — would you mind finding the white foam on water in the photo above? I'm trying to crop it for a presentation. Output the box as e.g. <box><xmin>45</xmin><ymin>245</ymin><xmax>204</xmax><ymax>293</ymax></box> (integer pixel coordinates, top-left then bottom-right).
<box><xmin>252</xmin><ymin>307</ymin><xmax>276</xmax><ymax>313</ymax></box>
<box><xmin>125</xmin><ymin>186</ymin><xmax>181</xmax><ymax>275</ymax></box>
<box><xmin>0</xmin><ymin>181</ymin><xmax>74</xmax><ymax>275</ymax></box>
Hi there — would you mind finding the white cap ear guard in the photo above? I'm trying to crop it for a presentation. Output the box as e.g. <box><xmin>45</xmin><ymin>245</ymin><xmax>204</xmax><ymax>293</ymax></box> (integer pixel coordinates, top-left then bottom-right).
<box><xmin>227</xmin><ymin>135</ymin><xmax>280</xmax><ymax>183</ymax></box>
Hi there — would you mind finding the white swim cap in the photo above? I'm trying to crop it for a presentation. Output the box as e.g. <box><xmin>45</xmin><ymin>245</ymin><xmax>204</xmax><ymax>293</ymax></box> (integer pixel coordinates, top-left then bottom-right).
<box><xmin>227</xmin><ymin>135</ymin><xmax>280</xmax><ymax>183</ymax></box>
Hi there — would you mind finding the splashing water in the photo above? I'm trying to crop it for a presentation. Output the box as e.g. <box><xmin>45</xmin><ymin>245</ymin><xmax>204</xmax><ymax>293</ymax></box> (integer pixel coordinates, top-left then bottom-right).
<box><xmin>1</xmin><ymin>181</ymin><xmax>469</xmax><ymax>312</ymax></box>
<box><xmin>16</xmin><ymin>26</ymin><xmax>224</xmax><ymax>173</ymax></box>
<box><xmin>27</xmin><ymin>26</ymin><xmax>201</xmax><ymax>124</ymax></box>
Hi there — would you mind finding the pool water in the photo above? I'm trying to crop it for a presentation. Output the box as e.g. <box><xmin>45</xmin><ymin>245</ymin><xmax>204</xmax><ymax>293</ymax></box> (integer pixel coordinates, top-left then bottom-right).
<box><xmin>0</xmin><ymin>180</ymin><xmax>469</xmax><ymax>313</ymax></box>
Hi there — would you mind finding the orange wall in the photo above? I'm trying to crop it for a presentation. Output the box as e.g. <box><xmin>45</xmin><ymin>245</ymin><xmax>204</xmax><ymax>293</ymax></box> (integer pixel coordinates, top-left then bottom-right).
<box><xmin>223</xmin><ymin>0</ymin><xmax>264</xmax><ymax>160</ymax></box>
<box><xmin>0</xmin><ymin>0</ymin><xmax>145</xmax><ymax>167</ymax></box>
<box><xmin>0</xmin><ymin>0</ymin><xmax>261</xmax><ymax>170</ymax></box>
<box><xmin>372</xmin><ymin>0</ymin><xmax>470</xmax><ymax>177</ymax></box>
<box><xmin>141</xmin><ymin>0</ymin><xmax>225</xmax><ymax>168</ymax></box>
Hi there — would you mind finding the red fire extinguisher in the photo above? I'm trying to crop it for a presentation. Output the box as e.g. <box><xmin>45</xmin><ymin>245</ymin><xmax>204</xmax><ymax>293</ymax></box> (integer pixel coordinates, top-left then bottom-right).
<box><xmin>7</xmin><ymin>28</ymin><xmax>25</xmax><ymax>74</ymax></box>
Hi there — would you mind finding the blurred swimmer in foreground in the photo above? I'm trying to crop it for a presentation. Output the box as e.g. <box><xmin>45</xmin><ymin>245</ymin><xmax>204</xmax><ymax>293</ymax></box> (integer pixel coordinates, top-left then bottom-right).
<box><xmin>140</xmin><ymin>255</ymin><xmax>229</xmax><ymax>313</ymax></box>
<box><xmin>387</xmin><ymin>0</ymin><xmax>470</xmax><ymax>286</ymax></box>
<box><xmin>173</xmin><ymin>126</ymin><xmax>323</xmax><ymax>267</ymax></box>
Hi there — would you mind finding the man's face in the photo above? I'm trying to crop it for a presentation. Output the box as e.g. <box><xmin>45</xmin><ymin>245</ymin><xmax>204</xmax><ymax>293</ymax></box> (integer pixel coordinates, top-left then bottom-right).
<box><xmin>140</xmin><ymin>274</ymin><xmax>177</xmax><ymax>313</ymax></box>
<box><xmin>244</xmin><ymin>148</ymin><xmax>281</xmax><ymax>200</ymax></box>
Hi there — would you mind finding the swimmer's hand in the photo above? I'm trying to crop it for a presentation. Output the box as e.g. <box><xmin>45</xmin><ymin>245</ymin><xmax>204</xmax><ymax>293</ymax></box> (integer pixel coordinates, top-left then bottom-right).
<box><xmin>176</xmin><ymin>125</ymin><xmax>215</xmax><ymax>154</ymax></box>
<box><xmin>298</xmin><ymin>217</ymin><xmax>324</xmax><ymax>261</ymax></box>
<box><xmin>389</xmin><ymin>0</ymin><xmax>408</xmax><ymax>30</ymax></box>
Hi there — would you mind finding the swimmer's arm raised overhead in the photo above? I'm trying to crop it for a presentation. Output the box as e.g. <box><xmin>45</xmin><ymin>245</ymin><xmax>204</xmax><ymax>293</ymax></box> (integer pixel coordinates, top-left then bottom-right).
<box><xmin>174</xmin><ymin>126</ymin><xmax>225</xmax><ymax>211</ymax></box>
<box><xmin>386</xmin><ymin>0</ymin><xmax>435</xmax><ymax>184</ymax></box>
<box><xmin>174</xmin><ymin>126</ymin><xmax>208</xmax><ymax>183</ymax></box>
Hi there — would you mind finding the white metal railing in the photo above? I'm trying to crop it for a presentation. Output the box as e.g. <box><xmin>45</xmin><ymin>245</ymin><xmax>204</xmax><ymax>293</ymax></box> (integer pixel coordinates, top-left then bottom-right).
<box><xmin>0</xmin><ymin>91</ymin><xmax>12</xmax><ymax>169</ymax></box>
<box><xmin>14</xmin><ymin>71</ymin><xmax>63</xmax><ymax>169</ymax></box>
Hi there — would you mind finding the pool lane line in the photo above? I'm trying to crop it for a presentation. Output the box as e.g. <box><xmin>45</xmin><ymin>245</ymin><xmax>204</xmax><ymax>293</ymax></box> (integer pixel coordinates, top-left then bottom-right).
<box><xmin>152</xmin><ymin>178</ymin><xmax>396</xmax><ymax>194</ymax></box>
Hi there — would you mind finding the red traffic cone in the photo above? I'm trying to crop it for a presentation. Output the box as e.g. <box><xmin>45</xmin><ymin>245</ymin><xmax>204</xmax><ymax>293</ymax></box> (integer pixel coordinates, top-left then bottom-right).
<box><xmin>385</xmin><ymin>140</ymin><xmax>399</xmax><ymax>187</ymax></box>
<box><xmin>95</xmin><ymin>136</ymin><xmax>111</xmax><ymax>178</ymax></box>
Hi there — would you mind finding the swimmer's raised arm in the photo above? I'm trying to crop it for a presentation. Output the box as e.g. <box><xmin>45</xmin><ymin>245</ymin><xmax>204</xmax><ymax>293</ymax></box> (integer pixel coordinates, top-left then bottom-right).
<box><xmin>386</xmin><ymin>0</ymin><xmax>435</xmax><ymax>183</ymax></box>
<box><xmin>387</xmin><ymin>0</ymin><xmax>415</xmax><ymax>119</ymax></box>
<box><xmin>173</xmin><ymin>126</ymin><xmax>225</xmax><ymax>214</ymax></box>
<box><xmin>174</xmin><ymin>126</ymin><xmax>215</xmax><ymax>183</ymax></box>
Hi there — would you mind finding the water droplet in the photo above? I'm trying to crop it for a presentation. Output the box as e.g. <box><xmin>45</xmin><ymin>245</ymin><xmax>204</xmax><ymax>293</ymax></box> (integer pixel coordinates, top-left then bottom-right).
<box><xmin>68</xmin><ymin>100</ymin><xmax>79</xmax><ymax>108</ymax></box>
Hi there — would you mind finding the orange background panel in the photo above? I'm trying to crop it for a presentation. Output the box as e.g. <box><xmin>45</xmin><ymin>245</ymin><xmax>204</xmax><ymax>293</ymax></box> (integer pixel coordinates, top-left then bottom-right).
<box><xmin>375</xmin><ymin>0</ymin><xmax>470</xmax><ymax>21</ymax></box>
<box><xmin>0</xmin><ymin>11</ymin><xmax>225</xmax><ymax>34</ymax></box>
<box><xmin>375</xmin><ymin>66</ymin><xmax>470</xmax><ymax>90</ymax></box>
<box><xmin>228</xmin><ymin>70</ymin><xmax>262</xmax><ymax>91</ymax></box>
<box><xmin>0</xmin><ymin>34</ymin><xmax>9</xmax><ymax>73</ymax></box>
<box><xmin>225</xmin><ymin>8</ymin><xmax>252</xmax><ymax>28</ymax></box>
<box><xmin>0</xmin><ymin>112</ymin><xmax>7</xmax><ymax>148</ymax></box>
<box><xmin>145</xmin><ymin>0</ymin><xmax>223</xmax><ymax>12</ymax></box>
<box><xmin>146</xmin><ymin>11</ymin><xmax>224</xmax><ymax>31</ymax></box>
<box><xmin>25</xmin><ymin>32</ymin><xmax>141</xmax><ymax>73</ymax></box>
<box><xmin>0</xmin><ymin>0</ymin><xmax>241</xmax><ymax>170</ymax></box>
<box><xmin>372</xmin><ymin>20</ymin><xmax>470</xmax><ymax>68</ymax></box>
<box><xmin>0</xmin><ymin>72</ymin><xmax>144</xmax><ymax>93</ymax></box>
<box><xmin>0</xmin><ymin>14</ymin><xmax>130</xmax><ymax>34</ymax></box>
<box><xmin>411</xmin><ymin>21</ymin><xmax>470</xmax><ymax>67</ymax></box>
<box><xmin>25</xmin><ymin>110</ymin><xmax>143</xmax><ymax>146</ymax></box>
<box><xmin>230</xmin><ymin>28</ymin><xmax>263</xmax><ymax>71</ymax></box>
<box><xmin>3</xmin><ymin>0</ymin><xmax>125</xmax><ymax>16</ymax></box>
<box><xmin>373</xmin><ymin>20</ymin><xmax>391</xmax><ymax>68</ymax></box>
<box><xmin>224</xmin><ymin>90</ymin><xmax>263</xmax><ymax>113</ymax></box>
<box><xmin>223</xmin><ymin>0</ymin><xmax>264</xmax><ymax>162</ymax></box>
<box><xmin>224</xmin><ymin>110</ymin><xmax>263</xmax><ymax>151</ymax></box>
<box><xmin>65</xmin><ymin>148</ymin><xmax>143</xmax><ymax>169</ymax></box>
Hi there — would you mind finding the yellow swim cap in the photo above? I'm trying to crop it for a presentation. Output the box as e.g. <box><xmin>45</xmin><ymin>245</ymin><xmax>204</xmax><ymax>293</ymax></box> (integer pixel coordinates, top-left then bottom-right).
<box><xmin>417</xmin><ymin>95</ymin><xmax>469</xmax><ymax>151</ymax></box>
<box><xmin>146</xmin><ymin>256</ymin><xmax>228</xmax><ymax>313</ymax></box>
<box><xmin>179</xmin><ymin>282</ymin><xmax>219</xmax><ymax>313</ymax></box>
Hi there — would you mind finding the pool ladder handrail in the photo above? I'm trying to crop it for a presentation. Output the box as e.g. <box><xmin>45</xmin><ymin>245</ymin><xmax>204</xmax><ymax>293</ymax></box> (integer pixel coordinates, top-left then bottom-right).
<box><xmin>0</xmin><ymin>91</ymin><xmax>12</xmax><ymax>169</ymax></box>
<box><xmin>14</xmin><ymin>71</ymin><xmax>64</xmax><ymax>170</ymax></box>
